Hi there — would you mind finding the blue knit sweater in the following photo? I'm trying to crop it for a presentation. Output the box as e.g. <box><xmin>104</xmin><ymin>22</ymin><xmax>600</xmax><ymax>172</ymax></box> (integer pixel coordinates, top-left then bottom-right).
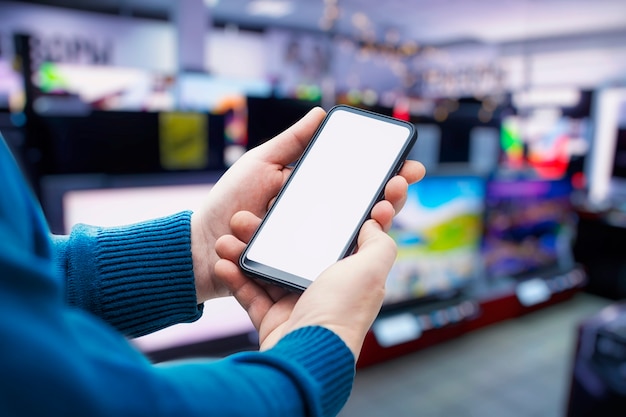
<box><xmin>0</xmin><ymin>136</ymin><xmax>354</xmax><ymax>416</ymax></box>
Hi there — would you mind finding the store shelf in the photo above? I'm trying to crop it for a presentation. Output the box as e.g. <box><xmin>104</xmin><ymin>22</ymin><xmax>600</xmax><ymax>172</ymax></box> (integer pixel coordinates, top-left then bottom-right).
<box><xmin>359</xmin><ymin>265</ymin><xmax>587</xmax><ymax>368</ymax></box>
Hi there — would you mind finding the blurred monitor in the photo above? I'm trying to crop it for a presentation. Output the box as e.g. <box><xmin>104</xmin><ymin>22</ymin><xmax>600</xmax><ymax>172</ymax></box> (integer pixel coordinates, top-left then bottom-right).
<box><xmin>500</xmin><ymin>113</ymin><xmax>590</xmax><ymax>179</ymax></box>
<box><xmin>481</xmin><ymin>177</ymin><xmax>577</xmax><ymax>280</ymax></box>
<box><xmin>408</xmin><ymin>123</ymin><xmax>441</xmax><ymax>173</ymax></box>
<box><xmin>175</xmin><ymin>73</ymin><xmax>273</xmax><ymax>165</ymax></box>
<box><xmin>246</xmin><ymin>95</ymin><xmax>320</xmax><ymax>149</ymax></box>
<box><xmin>469</xmin><ymin>126</ymin><xmax>501</xmax><ymax>174</ymax></box>
<box><xmin>35</xmin><ymin>110</ymin><xmax>225</xmax><ymax>175</ymax></box>
<box><xmin>39</xmin><ymin>171</ymin><xmax>257</xmax><ymax>359</ymax></box>
<box><xmin>384</xmin><ymin>173</ymin><xmax>486</xmax><ymax>309</ymax></box>
<box><xmin>29</xmin><ymin>62</ymin><xmax>174</xmax><ymax>112</ymax></box>
<box><xmin>0</xmin><ymin>59</ymin><xmax>22</xmax><ymax>111</ymax></box>
<box><xmin>176</xmin><ymin>72</ymin><xmax>272</xmax><ymax>113</ymax></box>
<box><xmin>411</xmin><ymin>98</ymin><xmax>501</xmax><ymax>167</ymax></box>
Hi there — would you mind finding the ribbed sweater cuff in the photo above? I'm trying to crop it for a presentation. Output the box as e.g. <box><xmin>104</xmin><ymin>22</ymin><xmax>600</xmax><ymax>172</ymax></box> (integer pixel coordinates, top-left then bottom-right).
<box><xmin>66</xmin><ymin>211</ymin><xmax>202</xmax><ymax>338</ymax></box>
<box><xmin>237</xmin><ymin>326</ymin><xmax>355</xmax><ymax>417</ymax></box>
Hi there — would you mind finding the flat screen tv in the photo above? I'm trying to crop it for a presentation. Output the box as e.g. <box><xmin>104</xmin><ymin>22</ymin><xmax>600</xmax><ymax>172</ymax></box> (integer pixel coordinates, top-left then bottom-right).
<box><xmin>481</xmin><ymin>177</ymin><xmax>576</xmax><ymax>280</ymax></box>
<box><xmin>35</xmin><ymin>110</ymin><xmax>226</xmax><ymax>175</ymax></box>
<box><xmin>245</xmin><ymin>95</ymin><xmax>320</xmax><ymax>149</ymax></box>
<box><xmin>384</xmin><ymin>173</ymin><xmax>486</xmax><ymax>308</ymax></box>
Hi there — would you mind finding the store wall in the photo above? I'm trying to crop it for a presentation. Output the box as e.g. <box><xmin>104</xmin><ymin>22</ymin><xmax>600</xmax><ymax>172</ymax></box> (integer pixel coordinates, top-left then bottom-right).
<box><xmin>0</xmin><ymin>1</ymin><xmax>267</xmax><ymax>79</ymax></box>
<box><xmin>1</xmin><ymin>1</ymin><xmax>625</xmax><ymax>98</ymax></box>
<box><xmin>0</xmin><ymin>2</ymin><xmax>175</xmax><ymax>71</ymax></box>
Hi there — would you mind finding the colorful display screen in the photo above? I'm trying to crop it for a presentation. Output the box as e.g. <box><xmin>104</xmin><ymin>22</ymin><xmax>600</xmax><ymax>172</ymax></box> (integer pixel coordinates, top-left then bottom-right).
<box><xmin>481</xmin><ymin>178</ymin><xmax>576</xmax><ymax>279</ymax></box>
<box><xmin>500</xmin><ymin>115</ymin><xmax>589</xmax><ymax>179</ymax></box>
<box><xmin>384</xmin><ymin>174</ymin><xmax>486</xmax><ymax>307</ymax></box>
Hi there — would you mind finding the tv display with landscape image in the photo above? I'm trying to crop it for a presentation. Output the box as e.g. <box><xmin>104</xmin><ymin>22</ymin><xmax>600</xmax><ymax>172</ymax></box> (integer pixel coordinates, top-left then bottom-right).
<box><xmin>384</xmin><ymin>174</ymin><xmax>486</xmax><ymax>307</ymax></box>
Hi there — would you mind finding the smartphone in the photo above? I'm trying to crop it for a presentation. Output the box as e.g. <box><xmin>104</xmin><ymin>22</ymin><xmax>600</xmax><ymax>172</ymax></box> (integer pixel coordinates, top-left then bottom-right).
<box><xmin>239</xmin><ymin>105</ymin><xmax>418</xmax><ymax>291</ymax></box>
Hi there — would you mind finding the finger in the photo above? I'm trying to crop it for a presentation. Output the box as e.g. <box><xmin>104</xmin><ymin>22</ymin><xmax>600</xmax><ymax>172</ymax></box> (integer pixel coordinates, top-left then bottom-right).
<box><xmin>214</xmin><ymin>234</ymin><xmax>247</xmax><ymax>264</ymax></box>
<box><xmin>397</xmin><ymin>160</ymin><xmax>426</xmax><ymax>185</ymax></box>
<box><xmin>230</xmin><ymin>211</ymin><xmax>262</xmax><ymax>244</ymax></box>
<box><xmin>384</xmin><ymin>160</ymin><xmax>426</xmax><ymax>213</ymax></box>
<box><xmin>354</xmin><ymin>219</ymin><xmax>397</xmax><ymax>272</ymax></box>
<box><xmin>331</xmin><ymin>219</ymin><xmax>396</xmax><ymax>285</ymax></box>
<box><xmin>257</xmin><ymin>280</ymin><xmax>293</xmax><ymax>303</ymax></box>
<box><xmin>266</xmin><ymin>166</ymin><xmax>293</xmax><ymax>211</ymax></box>
<box><xmin>370</xmin><ymin>200</ymin><xmax>395</xmax><ymax>232</ymax></box>
<box><xmin>255</xmin><ymin>107</ymin><xmax>327</xmax><ymax>166</ymax></box>
<box><xmin>257</xmin><ymin>293</ymin><xmax>300</xmax><ymax>351</ymax></box>
<box><xmin>384</xmin><ymin>175</ymin><xmax>409</xmax><ymax>214</ymax></box>
<box><xmin>214</xmin><ymin>258</ymin><xmax>274</xmax><ymax>330</ymax></box>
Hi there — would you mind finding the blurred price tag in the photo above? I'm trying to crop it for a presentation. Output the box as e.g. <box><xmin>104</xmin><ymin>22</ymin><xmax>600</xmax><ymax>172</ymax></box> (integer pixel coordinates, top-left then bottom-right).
<box><xmin>372</xmin><ymin>313</ymin><xmax>422</xmax><ymax>347</ymax></box>
<box><xmin>516</xmin><ymin>278</ymin><xmax>551</xmax><ymax>307</ymax></box>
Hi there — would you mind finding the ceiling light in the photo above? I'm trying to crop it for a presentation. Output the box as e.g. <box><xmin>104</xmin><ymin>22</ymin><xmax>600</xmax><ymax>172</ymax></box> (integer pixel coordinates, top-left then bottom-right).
<box><xmin>351</xmin><ymin>12</ymin><xmax>371</xmax><ymax>31</ymax></box>
<box><xmin>247</xmin><ymin>0</ymin><xmax>293</xmax><ymax>18</ymax></box>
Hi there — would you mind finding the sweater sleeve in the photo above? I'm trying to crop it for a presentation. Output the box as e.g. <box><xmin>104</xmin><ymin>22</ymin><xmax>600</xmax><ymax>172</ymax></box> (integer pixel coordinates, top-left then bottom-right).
<box><xmin>155</xmin><ymin>326</ymin><xmax>355</xmax><ymax>417</ymax></box>
<box><xmin>0</xmin><ymin>135</ymin><xmax>355</xmax><ymax>417</ymax></box>
<box><xmin>53</xmin><ymin>211</ymin><xmax>203</xmax><ymax>338</ymax></box>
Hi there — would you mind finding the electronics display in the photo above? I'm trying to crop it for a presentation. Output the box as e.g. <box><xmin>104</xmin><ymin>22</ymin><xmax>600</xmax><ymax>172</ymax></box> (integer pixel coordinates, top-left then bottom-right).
<box><xmin>39</xmin><ymin>171</ymin><xmax>257</xmax><ymax>357</ymax></box>
<box><xmin>35</xmin><ymin>110</ymin><xmax>225</xmax><ymax>175</ymax></box>
<box><xmin>31</xmin><ymin>62</ymin><xmax>175</xmax><ymax>112</ymax></box>
<box><xmin>481</xmin><ymin>177</ymin><xmax>577</xmax><ymax>280</ymax></box>
<box><xmin>175</xmin><ymin>73</ymin><xmax>274</xmax><ymax>165</ymax></box>
<box><xmin>177</xmin><ymin>72</ymin><xmax>272</xmax><ymax>113</ymax></box>
<box><xmin>246</xmin><ymin>95</ymin><xmax>320</xmax><ymax>150</ymax></box>
<box><xmin>240</xmin><ymin>105</ymin><xmax>417</xmax><ymax>291</ymax></box>
<box><xmin>409</xmin><ymin>98</ymin><xmax>501</xmax><ymax>167</ymax></box>
<box><xmin>500</xmin><ymin>114</ymin><xmax>590</xmax><ymax>179</ymax></box>
<box><xmin>384</xmin><ymin>174</ymin><xmax>486</xmax><ymax>307</ymax></box>
<box><xmin>0</xmin><ymin>60</ymin><xmax>22</xmax><ymax>110</ymax></box>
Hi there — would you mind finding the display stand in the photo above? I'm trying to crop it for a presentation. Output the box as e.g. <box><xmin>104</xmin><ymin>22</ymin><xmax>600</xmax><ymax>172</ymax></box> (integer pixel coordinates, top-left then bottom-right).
<box><xmin>358</xmin><ymin>264</ymin><xmax>587</xmax><ymax>368</ymax></box>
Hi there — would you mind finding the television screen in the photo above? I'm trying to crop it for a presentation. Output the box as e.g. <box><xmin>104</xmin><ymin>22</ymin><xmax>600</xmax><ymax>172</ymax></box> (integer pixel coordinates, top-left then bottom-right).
<box><xmin>177</xmin><ymin>72</ymin><xmax>272</xmax><ymax>113</ymax></box>
<box><xmin>30</xmin><ymin>62</ymin><xmax>175</xmax><ymax>112</ymax></box>
<box><xmin>481</xmin><ymin>177</ymin><xmax>576</xmax><ymax>280</ymax></box>
<box><xmin>407</xmin><ymin>123</ymin><xmax>441</xmax><ymax>173</ymax></box>
<box><xmin>500</xmin><ymin>114</ymin><xmax>590</xmax><ymax>179</ymax></box>
<box><xmin>410</xmin><ymin>98</ymin><xmax>501</xmax><ymax>166</ymax></box>
<box><xmin>384</xmin><ymin>174</ymin><xmax>486</xmax><ymax>308</ymax></box>
<box><xmin>246</xmin><ymin>96</ymin><xmax>319</xmax><ymax>149</ymax></box>
<box><xmin>35</xmin><ymin>110</ymin><xmax>225</xmax><ymax>176</ymax></box>
<box><xmin>39</xmin><ymin>171</ymin><xmax>257</xmax><ymax>358</ymax></box>
<box><xmin>0</xmin><ymin>59</ymin><xmax>22</xmax><ymax>111</ymax></box>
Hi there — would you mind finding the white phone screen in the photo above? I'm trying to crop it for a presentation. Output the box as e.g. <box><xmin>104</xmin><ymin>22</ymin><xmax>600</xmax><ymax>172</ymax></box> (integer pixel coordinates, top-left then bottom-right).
<box><xmin>243</xmin><ymin>107</ymin><xmax>415</xmax><ymax>287</ymax></box>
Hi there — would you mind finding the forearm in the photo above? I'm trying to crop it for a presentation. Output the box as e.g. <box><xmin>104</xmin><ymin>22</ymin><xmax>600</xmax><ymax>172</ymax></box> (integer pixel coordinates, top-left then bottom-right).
<box><xmin>53</xmin><ymin>211</ymin><xmax>202</xmax><ymax>337</ymax></box>
<box><xmin>157</xmin><ymin>327</ymin><xmax>355</xmax><ymax>417</ymax></box>
<box><xmin>1</xmin><ymin>312</ymin><xmax>354</xmax><ymax>417</ymax></box>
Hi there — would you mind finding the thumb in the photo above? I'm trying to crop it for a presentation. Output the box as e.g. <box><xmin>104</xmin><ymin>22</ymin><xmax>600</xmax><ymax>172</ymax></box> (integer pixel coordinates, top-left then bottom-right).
<box><xmin>353</xmin><ymin>219</ymin><xmax>398</xmax><ymax>274</ymax></box>
<box><xmin>254</xmin><ymin>107</ymin><xmax>326</xmax><ymax>166</ymax></box>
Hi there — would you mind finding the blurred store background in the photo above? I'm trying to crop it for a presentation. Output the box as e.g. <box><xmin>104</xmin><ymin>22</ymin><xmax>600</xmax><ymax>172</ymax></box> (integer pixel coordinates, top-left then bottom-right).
<box><xmin>1</xmin><ymin>1</ymin><xmax>625</xmax><ymax>416</ymax></box>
